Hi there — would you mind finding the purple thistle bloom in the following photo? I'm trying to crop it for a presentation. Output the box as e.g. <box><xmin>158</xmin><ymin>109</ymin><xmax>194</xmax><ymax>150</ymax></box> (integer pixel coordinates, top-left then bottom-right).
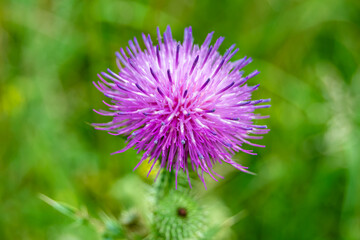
<box><xmin>93</xmin><ymin>26</ymin><xmax>270</xmax><ymax>189</ymax></box>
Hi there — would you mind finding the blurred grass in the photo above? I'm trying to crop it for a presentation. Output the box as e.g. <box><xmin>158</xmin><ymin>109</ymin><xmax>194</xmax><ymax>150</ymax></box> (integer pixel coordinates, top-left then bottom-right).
<box><xmin>0</xmin><ymin>0</ymin><xmax>360</xmax><ymax>239</ymax></box>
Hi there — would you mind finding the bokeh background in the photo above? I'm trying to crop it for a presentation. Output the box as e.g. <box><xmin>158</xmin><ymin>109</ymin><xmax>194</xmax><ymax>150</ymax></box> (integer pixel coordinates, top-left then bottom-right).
<box><xmin>1</xmin><ymin>0</ymin><xmax>360</xmax><ymax>239</ymax></box>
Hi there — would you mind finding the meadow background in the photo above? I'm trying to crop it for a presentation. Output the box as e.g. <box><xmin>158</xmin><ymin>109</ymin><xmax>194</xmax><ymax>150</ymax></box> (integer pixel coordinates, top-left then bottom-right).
<box><xmin>1</xmin><ymin>0</ymin><xmax>360</xmax><ymax>239</ymax></box>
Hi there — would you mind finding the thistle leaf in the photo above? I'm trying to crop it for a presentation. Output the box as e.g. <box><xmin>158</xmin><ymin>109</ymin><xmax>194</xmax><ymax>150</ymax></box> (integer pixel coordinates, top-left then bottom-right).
<box><xmin>39</xmin><ymin>194</ymin><xmax>78</xmax><ymax>220</ymax></box>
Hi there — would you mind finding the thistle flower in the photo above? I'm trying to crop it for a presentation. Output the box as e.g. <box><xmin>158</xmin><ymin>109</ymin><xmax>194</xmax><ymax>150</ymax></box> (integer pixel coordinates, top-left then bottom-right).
<box><xmin>93</xmin><ymin>26</ymin><xmax>270</xmax><ymax>188</ymax></box>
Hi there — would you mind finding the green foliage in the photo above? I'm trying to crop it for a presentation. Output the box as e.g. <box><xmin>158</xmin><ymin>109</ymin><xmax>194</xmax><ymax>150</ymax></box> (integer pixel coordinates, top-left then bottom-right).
<box><xmin>1</xmin><ymin>0</ymin><xmax>360</xmax><ymax>239</ymax></box>
<box><xmin>39</xmin><ymin>194</ymin><xmax>78</xmax><ymax>220</ymax></box>
<box><xmin>40</xmin><ymin>195</ymin><xmax>127</xmax><ymax>240</ymax></box>
<box><xmin>100</xmin><ymin>213</ymin><xmax>126</xmax><ymax>240</ymax></box>
<box><xmin>40</xmin><ymin>171</ymin><xmax>224</xmax><ymax>240</ymax></box>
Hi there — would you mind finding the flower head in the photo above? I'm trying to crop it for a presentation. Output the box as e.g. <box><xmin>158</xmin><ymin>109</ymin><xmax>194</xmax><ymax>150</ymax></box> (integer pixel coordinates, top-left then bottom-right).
<box><xmin>93</xmin><ymin>26</ymin><xmax>270</xmax><ymax>188</ymax></box>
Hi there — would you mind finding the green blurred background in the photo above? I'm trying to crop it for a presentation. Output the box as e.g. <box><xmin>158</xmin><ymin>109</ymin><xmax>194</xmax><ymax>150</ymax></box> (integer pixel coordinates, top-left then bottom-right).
<box><xmin>1</xmin><ymin>0</ymin><xmax>360</xmax><ymax>239</ymax></box>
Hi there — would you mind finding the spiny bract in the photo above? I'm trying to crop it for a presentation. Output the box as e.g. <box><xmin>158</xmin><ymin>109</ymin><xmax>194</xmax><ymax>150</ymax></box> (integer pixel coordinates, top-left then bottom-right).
<box><xmin>93</xmin><ymin>26</ymin><xmax>270</xmax><ymax>189</ymax></box>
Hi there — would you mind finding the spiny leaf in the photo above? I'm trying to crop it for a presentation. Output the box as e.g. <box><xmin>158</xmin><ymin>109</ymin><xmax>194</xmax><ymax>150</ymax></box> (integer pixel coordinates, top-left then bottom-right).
<box><xmin>39</xmin><ymin>194</ymin><xmax>78</xmax><ymax>220</ymax></box>
<box><xmin>100</xmin><ymin>212</ymin><xmax>125</xmax><ymax>240</ymax></box>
